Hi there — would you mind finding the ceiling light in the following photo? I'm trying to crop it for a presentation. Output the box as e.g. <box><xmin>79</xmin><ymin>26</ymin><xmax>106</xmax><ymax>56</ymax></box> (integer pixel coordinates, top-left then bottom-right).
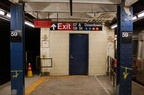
<box><xmin>132</xmin><ymin>16</ymin><xmax>137</xmax><ymax>20</ymax></box>
<box><xmin>0</xmin><ymin>10</ymin><xmax>5</xmax><ymax>15</ymax></box>
<box><xmin>0</xmin><ymin>16</ymin><xmax>10</xmax><ymax>21</ymax></box>
<box><xmin>25</xmin><ymin>21</ymin><xmax>34</xmax><ymax>27</ymax></box>
<box><xmin>111</xmin><ymin>24</ymin><xmax>117</xmax><ymax>29</ymax></box>
<box><xmin>6</xmin><ymin>13</ymin><xmax>11</xmax><ymax>18</ymax></box>
<box><xmin>138</xmin><ymin>12</ymin><xmax>144</xmax><ymax>18</ymax></box>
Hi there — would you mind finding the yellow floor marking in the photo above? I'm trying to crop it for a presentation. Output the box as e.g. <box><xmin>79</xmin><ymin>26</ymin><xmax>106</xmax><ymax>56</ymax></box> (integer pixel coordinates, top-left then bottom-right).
<box><xmin>25</xmin><ymin>77</ymin><xmax>46</xmax><ymax>95</ymax></box>
<box><xmin>0</xmin><ymin>82</ymin><xmax>10</xmax><ymax>88</ymax></box>
<box><xmin>43</xmin><ymin>75</ymin><xmax>88</xmax><ymax>78</ymax></box>
<box><xmin>133</xmin><ymin>81</ymin><xmax>144</xmax><ymax>88</ymax></box>
<box><xmin>25</xmin><ymin>76</ymin><xmax>88</xmax><ymax>95</ymax></box>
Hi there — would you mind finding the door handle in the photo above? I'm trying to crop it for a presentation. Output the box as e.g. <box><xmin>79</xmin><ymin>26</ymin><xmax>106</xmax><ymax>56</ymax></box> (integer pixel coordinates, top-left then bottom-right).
<box><xmin>70</xmin><ymin>55</ymin><xmax>74</xmax><ymax>58</ymax></box>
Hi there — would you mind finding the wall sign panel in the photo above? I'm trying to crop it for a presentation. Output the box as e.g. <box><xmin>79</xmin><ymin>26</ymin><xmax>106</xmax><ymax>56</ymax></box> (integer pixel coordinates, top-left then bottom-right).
<box><xmin>50</xmin><ymin>22</ymin><xmax>102</xmax><ymax>31</ymax></box>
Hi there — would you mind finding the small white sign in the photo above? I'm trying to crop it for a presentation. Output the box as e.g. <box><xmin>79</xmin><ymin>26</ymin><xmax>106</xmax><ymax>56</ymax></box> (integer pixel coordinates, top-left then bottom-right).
<box><xmin>42</xmin><ymin>41</ymin><xmax>49</xmax><ymax>48</ymax></box>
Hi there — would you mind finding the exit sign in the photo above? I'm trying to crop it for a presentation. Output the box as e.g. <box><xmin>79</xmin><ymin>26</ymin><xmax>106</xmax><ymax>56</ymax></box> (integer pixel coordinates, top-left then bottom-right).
<box><xmin>50</xmin><ymin>22</ymin><xmax>102</xmax><ymax>31</ymax></box>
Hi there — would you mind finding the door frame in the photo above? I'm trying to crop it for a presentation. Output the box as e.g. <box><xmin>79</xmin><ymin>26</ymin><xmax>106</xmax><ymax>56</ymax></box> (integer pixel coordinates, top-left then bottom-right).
<box><xmin>69</xmin><ymin>33</ymin><xmax>89</xmax><ymax>75</ymax></box>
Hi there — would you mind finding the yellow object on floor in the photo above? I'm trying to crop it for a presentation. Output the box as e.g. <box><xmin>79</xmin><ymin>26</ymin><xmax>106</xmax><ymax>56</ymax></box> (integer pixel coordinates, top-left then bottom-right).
<box><xmin>27</xmin><ymin>63</ymin><xmax>33</xmax><ymax>77</ymax></box>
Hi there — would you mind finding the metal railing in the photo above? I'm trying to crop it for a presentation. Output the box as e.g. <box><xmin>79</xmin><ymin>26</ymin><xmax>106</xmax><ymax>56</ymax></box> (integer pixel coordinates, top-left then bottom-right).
<box><xmin>40</xmin><ymin>58</ymin><xmax>53</xmax><ymax>68</ymax></box>
<box><xmin>107</xmin><ymin>56</ymin><xmax>117</xmax><ymax>87</ymax></box>
<box><xmin>40</xmin><ymin>58</ymin><xmax>53</xmax><ymax>76</ymax></box>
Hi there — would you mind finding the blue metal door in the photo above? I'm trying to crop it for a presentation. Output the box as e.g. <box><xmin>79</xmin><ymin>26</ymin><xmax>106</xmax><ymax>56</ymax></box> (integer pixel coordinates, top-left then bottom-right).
<box><xmin>69</xmin><ymin>34</ymin><xmax>88</xmax><ymax>75</ymax></box>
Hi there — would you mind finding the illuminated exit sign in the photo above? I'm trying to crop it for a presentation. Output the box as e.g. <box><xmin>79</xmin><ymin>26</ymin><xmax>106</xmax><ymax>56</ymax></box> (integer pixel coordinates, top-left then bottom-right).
<box><xmin>50</xmin><ymin>22</ymin><xmax>102</xmax><ymax>31</ymax></box>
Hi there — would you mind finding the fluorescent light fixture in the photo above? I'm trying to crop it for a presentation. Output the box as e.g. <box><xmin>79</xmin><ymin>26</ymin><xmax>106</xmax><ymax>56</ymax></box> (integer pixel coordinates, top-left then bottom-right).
<box><xmin>111</xmin><ymin>24</ymin><xmax>117</xmax><ymax>29</ymax></box>
<box><xmin>6</xmin><ymin>13</ymin><xmax>11</xmax><ymax>18</ymax></box>
<box><xmin>138</xmin><ymin>12</ymin><xmax>144</xmax><ymax>18</ymax></box>
<box><xmin>0</xmin><ymin>10</ymin><xmax>5</xmax><ymax>15</ymax></box>
<box><xmin>0</xmin><ymin>9</ymin><xmax>34</xmax><ymax>28</ymax></box>
<box><xmin>0</xmin><ymin>16</ymin><xmax>10</xmax><ymax>21</ymax></box>
<box><xmin>132</xmin><ymin>16</ymin><xmax>137</xmax><ymax>20</ymax></box>
<box><xmin>25</xmin><ymin>21</ymin><xmax>34</xmax><ymax>27</ymax></box>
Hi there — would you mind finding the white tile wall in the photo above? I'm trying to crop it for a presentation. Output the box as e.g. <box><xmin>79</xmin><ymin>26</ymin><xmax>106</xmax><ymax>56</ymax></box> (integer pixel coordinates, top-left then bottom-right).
<box><xmin>40</xmin><ymin>26</ymin><xmax>114</xmax><ymax>75</ymax></box>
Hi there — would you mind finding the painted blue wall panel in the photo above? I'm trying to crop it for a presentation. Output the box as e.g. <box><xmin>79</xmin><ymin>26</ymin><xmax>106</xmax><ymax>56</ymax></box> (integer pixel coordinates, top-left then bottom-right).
<box><xmin>10</xmin><ymin>4</ymin><xmax>25</xmax><ymax>95</ymax></box>
<box><xmin>116</xmin><ymin>6</ymin><xmax>133</xmax><ymax>95</ymax></box>
<box><xmin>10</xmin><ymin>43</ymin><xmax>23</xmax><ymax>69</ymax></box>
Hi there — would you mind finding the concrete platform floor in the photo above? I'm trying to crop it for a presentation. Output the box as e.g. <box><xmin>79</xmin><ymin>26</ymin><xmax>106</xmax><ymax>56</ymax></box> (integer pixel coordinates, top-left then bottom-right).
<box><xmin>29</xmin><ymin>76</ymin><xmax>115</xmax><ymax>95</ymax></box>
<box><xmin>0</xmin><ymin>75</ymin><xmax>144</xmax><ymax>95</ymax></box>
<box><xmin>0</xmin><ymin>75</ymin><xmax>40</xmax><ymax>95</ymax></box>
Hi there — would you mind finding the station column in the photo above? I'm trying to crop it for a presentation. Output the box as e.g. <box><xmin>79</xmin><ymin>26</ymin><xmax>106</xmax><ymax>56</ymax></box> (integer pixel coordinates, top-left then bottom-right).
<box><xmin>116</xmin><ymin>5</ymin><xmax>133</xmax><ymax>95</ymax></box>
<box><xmin>40</xmin><ymin>28</ymin><xmax>51</xmax><ymax>75</ymax></box>
<box><xmin>10</xmin><ymin>3</ymin><xmax>25</xmax><ymax>95</ymax></box>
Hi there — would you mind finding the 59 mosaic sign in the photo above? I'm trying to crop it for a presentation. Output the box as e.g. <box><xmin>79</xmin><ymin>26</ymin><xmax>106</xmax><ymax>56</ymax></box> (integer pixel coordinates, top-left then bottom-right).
<box><xmin>122</xmin><ymin>31</ymin><xmax>132</xmax><ymax>43</ymax></box>
<box><xmin>10</xmin><ymin>30</ymin><xmax>22</xmax><ymax>42</ymax></box>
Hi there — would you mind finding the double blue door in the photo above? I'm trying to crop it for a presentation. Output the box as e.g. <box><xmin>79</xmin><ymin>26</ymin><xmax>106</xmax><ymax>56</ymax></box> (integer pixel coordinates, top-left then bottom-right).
<box><xmin>69</xmin><ymin>34</ymin><xmax>88</xmax><ymax>75</ymax></box>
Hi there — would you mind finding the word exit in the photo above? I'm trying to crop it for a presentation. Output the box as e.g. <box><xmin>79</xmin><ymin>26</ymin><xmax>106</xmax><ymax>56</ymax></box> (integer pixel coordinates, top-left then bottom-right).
<box><xmin>58</xmin><ymin>23</ymin><xmax>73</xmax><ymax>30</ymax></box>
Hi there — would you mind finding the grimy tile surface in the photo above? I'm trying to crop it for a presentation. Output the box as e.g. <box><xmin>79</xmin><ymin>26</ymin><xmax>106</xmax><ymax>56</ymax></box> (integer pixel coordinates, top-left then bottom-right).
<box><xmin>30</xmin><ymin>76</ymin><xmax>115</xmax><ymax>95</ymax></box>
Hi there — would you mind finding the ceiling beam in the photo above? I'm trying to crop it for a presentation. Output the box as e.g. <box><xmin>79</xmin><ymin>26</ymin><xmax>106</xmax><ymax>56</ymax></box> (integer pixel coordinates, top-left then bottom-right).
<box><xmin>51</xmin><ymin>17</ymin><xmax>114</xmax><ymax>23</ymax></box>
<box><xmin>22</xmin><ymin>0</ymin><xmax>121</xmax><ymax>5</ymax></box>
<box><xmin>30</xmin><ymin>11</ymin><xmax>117</xmax><ymax>13</ymax></box>
<box><xmin>125</xmin><ymin>0</ymin><xmax>138</xmax><ymax>6</ymax></box>
<box><xmin>25</xmin><ymin>3</ymin><xmax>117</xmax><ymax>13</ymax></box>
<box><xmin>26</xmin><ymin>11</ymin><xmax>116</xmax><ymax>19</ymax></box>
<box><xmin>51</xmin><ymin>17</ymin><xmax>114</xmax><ymax>20</ymax></box>
<box><xmin>9</xmin><ymin>0</ymin><xmax>19</xmax><ymax>3</ymax></box>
